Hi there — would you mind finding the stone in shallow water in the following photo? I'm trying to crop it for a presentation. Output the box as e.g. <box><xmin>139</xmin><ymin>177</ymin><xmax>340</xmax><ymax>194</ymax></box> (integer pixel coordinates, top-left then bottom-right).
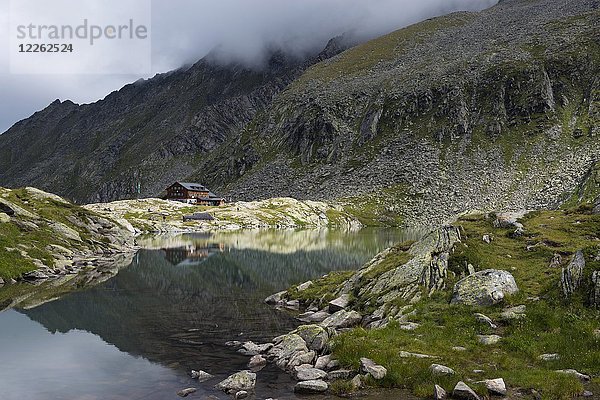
<box><xmin>215</xmin><ymin>370</ymin><xmax>256</xmax><ymax>394</ymax></box>
<box><xmin>294</xmin><ymin>379</ymin><xmax>328</xmax><ymax>393</ymax></box>
<box><xmin>248</xmin><ymin>354</ymin><xmax>267</xmax><ymax>370</ymax></box>
<box><xmin>177</xmin><ymin>387</ymin><xmax>197</xmax><ymax>397</ymax></box>
<box><xmin>191</xmin><ymin>369</ymin><xmax>214</xmax><ymax>381</ymax></box>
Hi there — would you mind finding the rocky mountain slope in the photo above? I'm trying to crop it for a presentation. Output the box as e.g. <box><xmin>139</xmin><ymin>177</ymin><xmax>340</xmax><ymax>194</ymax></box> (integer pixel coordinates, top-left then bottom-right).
<box><xmin>0</xmin><ymin>36</ymin><xmax>355</xmax><ymax>203</ymax></box>
<box><xmin>0</xmin><ymin>0</ymin><xmax>597</xmax><ymax>227</ymax></box>
<box><xmin>191</xmin><ymin>0</ymin><xmax>600</xmax><ymax>225</ymax></box>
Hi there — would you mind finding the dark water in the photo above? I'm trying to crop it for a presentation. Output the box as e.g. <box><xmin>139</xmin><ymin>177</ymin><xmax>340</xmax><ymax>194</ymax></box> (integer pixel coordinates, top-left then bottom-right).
<box><xmin>0</xmin><ymin>228</ymin><xmax>424</xmax><ymax>400</ymax></box>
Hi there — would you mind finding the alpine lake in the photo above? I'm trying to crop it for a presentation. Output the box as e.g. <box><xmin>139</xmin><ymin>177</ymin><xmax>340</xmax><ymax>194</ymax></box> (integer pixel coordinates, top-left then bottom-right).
<box><xmin>0</xmin><ymin>228</ymin><xmax>426</xmax><ymax>400</ymax></box>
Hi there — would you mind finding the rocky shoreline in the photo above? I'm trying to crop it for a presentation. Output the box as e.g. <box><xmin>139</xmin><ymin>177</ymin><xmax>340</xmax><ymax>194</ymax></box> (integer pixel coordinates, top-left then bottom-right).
<box><xmin>206</xmin><ymin>209</ymin><xmax>599</xmax><ymax>399</ymax></box>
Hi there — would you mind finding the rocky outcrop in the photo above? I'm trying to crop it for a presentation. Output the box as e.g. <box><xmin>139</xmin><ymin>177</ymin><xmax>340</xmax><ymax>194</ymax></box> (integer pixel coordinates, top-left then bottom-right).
<box><xmin>561</xmin><ymin>250</ymin><xmax>585</xmax><ymax>298</ymax></box>
<box><xmin>351</xmin><ymin>226</ymin><xmax>462</xmax><ymax>308</ymax></box>
<box><xmin>85</xmin><ymin>197</ymin><xmax>361</xmax><ymax>233</ymax></box>
<box><xmin>0</xmin><ymin>187</ymin><xmax>136</xmax><ymax>284</ymax></box>
<box><xmin>451</xmin><ymin>269</ymin><xmax>519</xmax><ymax>306</ymax></box>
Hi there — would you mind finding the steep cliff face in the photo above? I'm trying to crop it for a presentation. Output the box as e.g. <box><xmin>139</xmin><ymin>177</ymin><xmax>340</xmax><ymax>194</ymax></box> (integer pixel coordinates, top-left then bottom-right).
<box><xmin>192</xmin><ymin>0</ymin><xmax>599</xmax><ymax>225</ymax></box>
<box><xmin>0</xmin><ymin>36</ymin><xmax>355</xmax><ymax>203</ymax></box>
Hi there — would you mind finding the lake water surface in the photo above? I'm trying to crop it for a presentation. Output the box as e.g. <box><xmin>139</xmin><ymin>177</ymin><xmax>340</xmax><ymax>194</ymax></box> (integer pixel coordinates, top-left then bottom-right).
<box><xmin>0</xmin><ymin>228</ymin><xmax>425</xmax><ymax>400</ymax></box>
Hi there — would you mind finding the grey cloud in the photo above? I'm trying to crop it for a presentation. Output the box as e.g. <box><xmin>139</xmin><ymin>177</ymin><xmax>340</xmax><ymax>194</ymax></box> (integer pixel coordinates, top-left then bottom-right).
<box><xmin>0</xmin><ymin>0</ymin><xmax>497</xmax><ymax>133</ymax></box>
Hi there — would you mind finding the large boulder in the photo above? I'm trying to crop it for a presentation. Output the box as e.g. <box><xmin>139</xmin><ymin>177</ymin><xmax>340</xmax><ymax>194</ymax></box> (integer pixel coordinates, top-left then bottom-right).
<box><xmin>215</xmin><ymin>371</ymin><xmax>256</xmax><ymax>394</ymax></box>
<box><xmin>451</xmin><ymin>269</ymin><xmax>518</xmax><ymax>306</ymax></box>
<box><xmin>561</xmin><ymin>250</ymin><xmax>585</xmax><ymax>298</ymax></box>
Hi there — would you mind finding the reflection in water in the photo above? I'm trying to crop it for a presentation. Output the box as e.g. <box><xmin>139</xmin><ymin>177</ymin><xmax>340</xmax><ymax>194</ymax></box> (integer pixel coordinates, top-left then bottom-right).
<box><xmin>0</xmin><ymin>228</ymin><xmax>425</xmax><ymax>400</ymax></box>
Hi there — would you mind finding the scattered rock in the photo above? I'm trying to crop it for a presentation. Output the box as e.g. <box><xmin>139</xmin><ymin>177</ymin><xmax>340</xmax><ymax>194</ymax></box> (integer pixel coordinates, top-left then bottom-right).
<box><xmin>297</xmin><ymin>280</ymin><xmax>313</xmax><ymax>291</ymax></box>
<box><xmin>0</xmin><ymin>212</ymin><xmax>10</xmax><ymax>223</ymax></box>
<box><xmin>191</xmin><ymin>370</ymin><xmax>214</xmax><ymax>381</ymax></box>
<box><xmin>314</xmin><ymin>355</ymin><xmax>332</xmax><ymax>370</ymax></box>
<box><xmin>538</xmin><ymin>353</ymin><xmax>560</xmax><ymax>361</ymax></box>
<box><xmin>300</xmin><ymin>310</ymin><xmax>330</xmax><ymax>323</ymax></box>
<box><xmin>583</xmin><ymin>390</ymin><xmax>594</xmax><ymax>398</ymax></box>
<box><xmin>351</xmin><ymin>374</ymin><xmax>364</xmax><ymax>389</ymax></box>
<box><xmin>265</xmin><ymin>291</ymin><xmax>287</xmax><ymax>305</ymax></box>
<box><xmin>287</xmin><ymin>350</ymin><xmax>317</xmax><ymax>369</ymax></box>
<box><xmin>555</xmin><ymin>369</ymin><xmax>590</xmax><ymax>382</ymax></box>
<box><xmin>451</xmin><ymin>269</ymin><xmax>518</xmax><ymax>306</ymax></box>
<box><xmin>477</xmin><ymin>334</ymin><xmax>502</xmax><ymax>345</ymax></box>
<box><xmin>548</xmin><ymin>253</ymin><xmax>562</xmax><ymax>268</ymax></box>
<box><xmin>499</xmin><ymin>305</ymin><xmax>526</xmax><ymax>321</ymax></box>
<box><xmin>561</xmin><ymin>250</ymin><xmax>585</xmax><ymax>298</ymax></box>
<box><xmin>295</xmin><ymin>366</ymin><xmax>327</xmax><ymax>381</ymax></box>
<box><xmin>482</xmin><ymin>234</ymin><xmax>492</xmax><ymax>244</ymax></box>
<box><xmin>326</xmin><ymin>359</ymin><xmax>340</xmax><ymax>370</ymax></box>
<box><xmin>177</xmin><ymin>388</ymin><xmax>197</xmax><ymax>397</ymax></box>
<box><xmin>476</xmin><ymin>378</ymin><xmax>507</xmax><ymax>396</ymax></box>
<box><xmin>474</xmin><ymin>313</ymin><xmax>497</xmax><ymax>329</ymax></box>
<box><xmin>294</xmin><ymin>379</ymin><xmax>328</xmax><ymax>393</ymax></box>
<box><xmin>285</xmin><ymin>299</ymin><xmax>300</xmax><ymax>310</ymax></box>
<box><xmin>327</xmin><ymin>369</ymin><xmax>356</xmax><ymax>381</ymax></box>
<box><xmin>434</xmin><ymin>384</ymin><xmax>447</xmax><ymax>400</ymax></box>
<box><xmin>399</xmin><ymin>322</ymin><xmax>420</xmax><ymax>331</ymax></box>
<box><xmin>328</xmin><ymin>294</ymin><xmax>350</xmax><ymax>312</ymax></box>
<box><xmin>248</xmin><ymin>355</ymin><xmax>267</xmax><ymax>369</ymax></box>
<box><xmin>321</xmin><ymin>309</ymin><xmax>362</xmax><ymax>329</ymax></box>
<box><xmin>453</xmin><ymin>381</ymin><xmax>481</xmax><ymax>400</ymax></box>
<box><xmin>359</xmin><ymin>357</ymin><xmax>387</xmax><ymax>380</ymax></box>
<box><xmin>398</xmin><ymin>351</ymin><xmax>436</xmax><ymax>359</ymax></box>
<box><xmin>215</xmin><ymin>370</ymin><xmax>256</xmax><ymax>394</ymax></box>
<box><xmin>452</xmin><ymin>346</ymin><xmax>467</xmax><ymax>352</ymax></box>
<box><xmin>430</xmin><ymin>364</ymin><xmax>455</xmax><ymax>376</ymax></box>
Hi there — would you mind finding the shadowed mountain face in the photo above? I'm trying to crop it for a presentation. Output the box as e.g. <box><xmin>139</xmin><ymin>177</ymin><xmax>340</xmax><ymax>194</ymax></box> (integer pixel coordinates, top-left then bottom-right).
<box><xmin>0</xmin><ymin>36</ymin><xmax>355</xmax><ymax>204</ymax></box>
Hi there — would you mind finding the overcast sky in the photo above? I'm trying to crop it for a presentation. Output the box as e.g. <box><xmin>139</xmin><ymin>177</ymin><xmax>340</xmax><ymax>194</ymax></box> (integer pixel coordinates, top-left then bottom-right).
<box><xmin>0</xmin><ymin>0</ymin><xmax>497</xmax><ymax>134</ymax></box>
